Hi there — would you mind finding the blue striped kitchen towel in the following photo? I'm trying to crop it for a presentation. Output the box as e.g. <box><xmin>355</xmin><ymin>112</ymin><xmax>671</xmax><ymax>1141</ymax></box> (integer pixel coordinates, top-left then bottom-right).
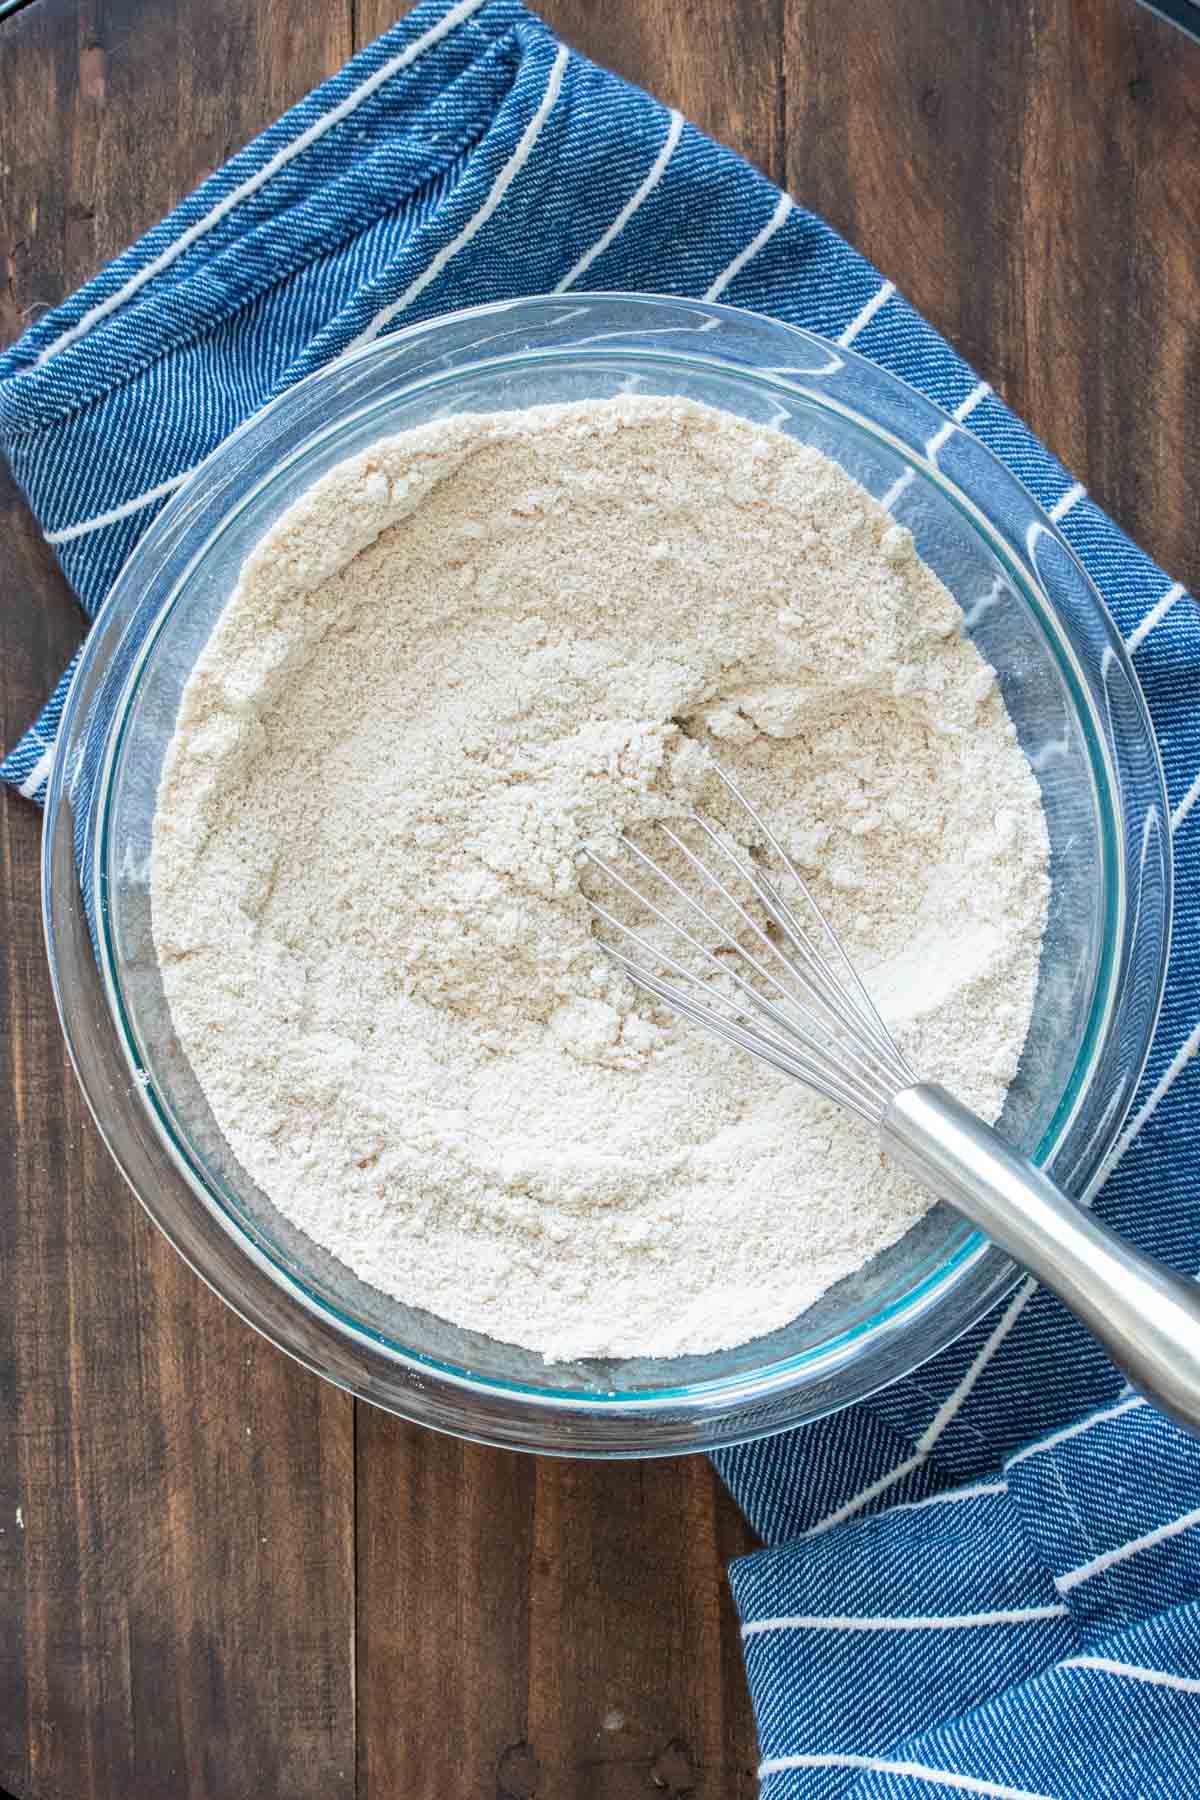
<box><xmin>2</xmin><ymin>3</ymin><xmax>1198</xmax><ymax>1792</ymax></box>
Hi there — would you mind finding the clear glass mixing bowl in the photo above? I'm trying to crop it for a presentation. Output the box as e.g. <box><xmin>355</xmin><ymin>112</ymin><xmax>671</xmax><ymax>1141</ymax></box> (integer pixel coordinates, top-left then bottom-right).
<box><xmin>42</xmin><ymin>294</ymin><xmax>1171</xmax><ymax>1456</ymax></box>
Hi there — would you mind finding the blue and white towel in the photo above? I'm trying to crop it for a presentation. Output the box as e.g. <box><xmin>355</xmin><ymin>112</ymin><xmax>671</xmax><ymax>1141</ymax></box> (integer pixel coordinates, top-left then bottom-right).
<box><xmin>2</xmin><ymin>4</ymin><xmax>1198</xmax><ymax>1792</ymax></box>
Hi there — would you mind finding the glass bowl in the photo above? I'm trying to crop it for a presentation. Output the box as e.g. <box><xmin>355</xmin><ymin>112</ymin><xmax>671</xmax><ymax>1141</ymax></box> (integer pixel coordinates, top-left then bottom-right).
<box><xmin>42</xmin><ymin>294</ymin><xmax>1171</xmax><ymax>1456</ymax></box>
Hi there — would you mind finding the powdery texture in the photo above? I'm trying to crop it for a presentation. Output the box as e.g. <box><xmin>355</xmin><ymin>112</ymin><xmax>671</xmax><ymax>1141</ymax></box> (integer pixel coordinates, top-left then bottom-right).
<box><xmin>151</xmin><ymin>396</ymin><xmax>1050</xmax><ymax>1362</ymax></box>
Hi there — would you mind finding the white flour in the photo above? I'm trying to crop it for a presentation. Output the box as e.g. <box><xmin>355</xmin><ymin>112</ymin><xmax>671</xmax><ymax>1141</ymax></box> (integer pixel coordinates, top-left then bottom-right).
<box><xmin>151</xmin><ymin>395</ymin><xmax>1049</xmax><ymax>1362</ymax></box>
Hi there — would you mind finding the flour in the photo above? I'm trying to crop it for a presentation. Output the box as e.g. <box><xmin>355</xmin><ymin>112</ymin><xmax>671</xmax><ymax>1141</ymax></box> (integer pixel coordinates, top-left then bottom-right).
<box><xmin>151</xmin><ymin>395</ymin><xmax>1050</xmax><ymax>1362</ymax></box>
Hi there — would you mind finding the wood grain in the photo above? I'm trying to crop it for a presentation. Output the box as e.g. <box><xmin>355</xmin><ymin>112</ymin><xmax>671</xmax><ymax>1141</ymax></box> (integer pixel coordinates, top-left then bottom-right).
<box><xmin>533</xmin><ymin>0</ymin><xmax>785</xmax><ymax>182</ymax></box>
<box><xmin>353</xmin><ymin>1424</ymin><xmax>757</xmax><ymax>1800</ymax></box>
<box><xmin>0</xmin><ymin>4</ymin><xmax>357</xmax><ymax>1799</ymax></box>
<box><xmin>0</xmin><ymin>457</ymin><xmax>359</xmax><ymax>1800</ymax></box>
<box><xmin>778</xmin><ymin>0</ymin><xmax>1199</xmax><ymax>596</ymax></box>
<box><xmin>2</xmin><ymin>1</ymin><xmax>1198</xmax><ymax>1796</ymax></box>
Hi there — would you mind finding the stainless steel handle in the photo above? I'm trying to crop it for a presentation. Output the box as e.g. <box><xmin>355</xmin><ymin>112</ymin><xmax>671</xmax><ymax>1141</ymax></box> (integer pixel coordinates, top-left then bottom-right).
<box><xmin>882</xmin><ymin>1082</ymin><xmax>1200</xmax><ymax>1437</ymax></box>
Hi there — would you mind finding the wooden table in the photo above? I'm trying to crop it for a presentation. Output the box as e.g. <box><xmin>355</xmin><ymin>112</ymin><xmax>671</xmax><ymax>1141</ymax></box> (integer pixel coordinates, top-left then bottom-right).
<box><xmin>1</xmin><ymin>3</ymin><xmax>1196</xmax><ymax>1796</ymax></box>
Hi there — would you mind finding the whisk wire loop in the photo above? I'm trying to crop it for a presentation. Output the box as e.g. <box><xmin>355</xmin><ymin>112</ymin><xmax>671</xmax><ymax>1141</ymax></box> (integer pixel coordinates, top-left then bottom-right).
<box><xmin>585</xmin><ymin>874</ymin><xmax>893</xmax><ymax>1110</ymax></box>
<box><xmin>601</xmin><ymin>943</ymin><xmax>882</xmax><ymax>1123</ymax></box>
<box><xmin>675</xmin><ymin>812</ymin><xmax>908</xmax><ymax>1095</ymax></box>
<box><xmin>615</xmin><ymin>827</ymin><xmax>896</xmax><ymax>1105</ymax></box>
<box><xmin>708</xmin><ymin>765</ymin><xmax>906</xmax><ymax>1073</ymax></box>
<box><xmin>582</xmin><ymin>764</ymin><xmax>916</xmax><ymax>1123</ymax></box>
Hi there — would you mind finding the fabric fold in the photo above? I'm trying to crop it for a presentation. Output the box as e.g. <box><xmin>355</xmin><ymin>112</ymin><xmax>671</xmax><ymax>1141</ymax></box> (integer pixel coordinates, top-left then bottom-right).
<box><xmin>733</xmin><ymin>1401</ymin><xmax>1200</xmax><ymax>1797</ymax></box>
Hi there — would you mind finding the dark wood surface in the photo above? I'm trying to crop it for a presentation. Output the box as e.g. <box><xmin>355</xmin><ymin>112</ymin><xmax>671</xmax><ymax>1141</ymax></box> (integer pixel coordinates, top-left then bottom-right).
<box><xmin>0</xmin><ymin>3</ymin><xmax>1196</xmax><ymax>1796</ymax></box>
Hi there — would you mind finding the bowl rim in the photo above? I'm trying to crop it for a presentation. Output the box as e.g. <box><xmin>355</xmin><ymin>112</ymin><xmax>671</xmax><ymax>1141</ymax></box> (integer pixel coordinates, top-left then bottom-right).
<box><xmin>43</xmin><ymin>291</ymin><xmax>1172</xmax><ymax>1455</ymax></box>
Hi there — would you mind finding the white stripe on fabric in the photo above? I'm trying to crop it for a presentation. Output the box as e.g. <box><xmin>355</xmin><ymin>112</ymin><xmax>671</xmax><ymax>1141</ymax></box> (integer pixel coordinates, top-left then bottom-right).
<box><xmin>758</xmin><ymin>1751</ymin><xmax>1055</xmax><ymax>1798</ymax></box>
<box><xmin>18</xmin><ymin>741</ymin><xmax>55</xmax><ymax>800</ymax></box>
<box><xmin>1104</xmin><ymin>1018</ymin><xmax>1200</xmax><ymax>1176</ymax></box>
<box><xmin>554</xmin><ymin>109</ymin><xmax>683</xmax><ymax>291</ymax></box>
<box><xmin>1060</xmin><ymin>1655</ymin><xmax>1200</xmax><ymax>1695</ymax></box>
<box><xmin>890</xmin><ymin>1480</ymin><xmax>1009</xmax><ymax>1516</ymax></box>
<box><xmin>1007</xmin><ymin>1393</ymin><xmax>1147</xmax><ymax>1467</ymax></box>
<box><xmin>703</xmin><ymin>193</ymin><xmax>793</xmax><ymax>303</ymax></box>
<box><xmin>926</xmin><ymin>419</ymin><xmax>955</xmax><ymax>458</ymax></box>
<box><xmin>1048</xmin><ymin>481</ymin><xmax>1086</xmax><ymax>523</ymax></box>
<box><xmin>801</xmin><ymin>1276</ymin><xmax>1038</xmax><ymax>1539</ymax></box>
<box><xmin>743</xmin><ymin>1604</ymin><xmax>1066</xmax><ymax>1638</ymax></box>
<box><xmin>881</xmin><ymin>468</ymin><xmax>915</xmax><ymax>511</ymax></box>
<box><xmin>800</xmin><ymin>1451</ymin><xmax>924</xmax><ymax>1540</ymax></box>
<box><xmin>44</xmin><ymin>463</ymin><xmax>203</xmax><ymax>544</ymax></box>
<box><xmin>34</xmin><ymin>0</ymin><xmax>490</xmax><ymax>365</ymax></box>
<box><xmin>837</xmin><ymin>278</ymin><xmax>896</xmax><ymax>347</ymax></box>
<box><xmin>926</xmin><ymin>380</ymin><xmax>991</xmax><ymax>460</ymax></box>
<box><xmin>953</xmin><ymin>380</ymin><xmax>992</xmax><ymax>422</ymax></box>
<box><xmin>1172</xmin><ymin>770</ymin><xmax>1200</xmax><ymax>835</ymax></box>
<box><xmin>1056</xmin><ymin>1504</ymin><xmax>1200</xmax><ymax>1593</ymax></box>
<box><xmin>345</xmin><ymin>43</ymin><xmax>569</xmax><ymax>354</ymax></box>
<box><xmin>912</xmin><ymin>1276</ymin><xmax>1038</xmax><ymax>1448</ymax></box>
<box><xmin>1126</xmin><ymin>581</ymin><xmax>1186</xmax><ymax>655</ymax></box>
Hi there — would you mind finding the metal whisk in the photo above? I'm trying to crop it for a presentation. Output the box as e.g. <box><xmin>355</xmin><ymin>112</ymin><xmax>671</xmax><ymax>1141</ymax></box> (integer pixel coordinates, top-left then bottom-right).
<box><xmin>585</xmin><ymin>766</ymin><xmax>1200</xmax><ymax>1436</ymax></box>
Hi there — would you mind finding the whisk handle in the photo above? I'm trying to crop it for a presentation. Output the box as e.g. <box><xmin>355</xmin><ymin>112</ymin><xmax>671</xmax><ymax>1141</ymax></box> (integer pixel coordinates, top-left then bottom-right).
<box><xmin>882</xmin><ymin>1083</ymin><xmax>1200</xmax><ymax>1437</ymax></box>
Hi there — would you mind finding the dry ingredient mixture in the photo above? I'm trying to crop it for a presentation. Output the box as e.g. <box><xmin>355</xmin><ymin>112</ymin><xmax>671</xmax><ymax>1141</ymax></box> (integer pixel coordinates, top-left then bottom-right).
<box><xmin>151</xmin><ymin>395</ymin><xmax>1050</xmax><ymax>1362</ymax></box>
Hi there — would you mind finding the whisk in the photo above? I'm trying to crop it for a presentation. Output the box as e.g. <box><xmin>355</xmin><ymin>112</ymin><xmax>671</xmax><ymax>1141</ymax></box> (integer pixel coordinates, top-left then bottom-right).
<box><xmin>584</xmin><ymin>765</ymin><xmax>1200</xmax><ymax>1436</ymax></box>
